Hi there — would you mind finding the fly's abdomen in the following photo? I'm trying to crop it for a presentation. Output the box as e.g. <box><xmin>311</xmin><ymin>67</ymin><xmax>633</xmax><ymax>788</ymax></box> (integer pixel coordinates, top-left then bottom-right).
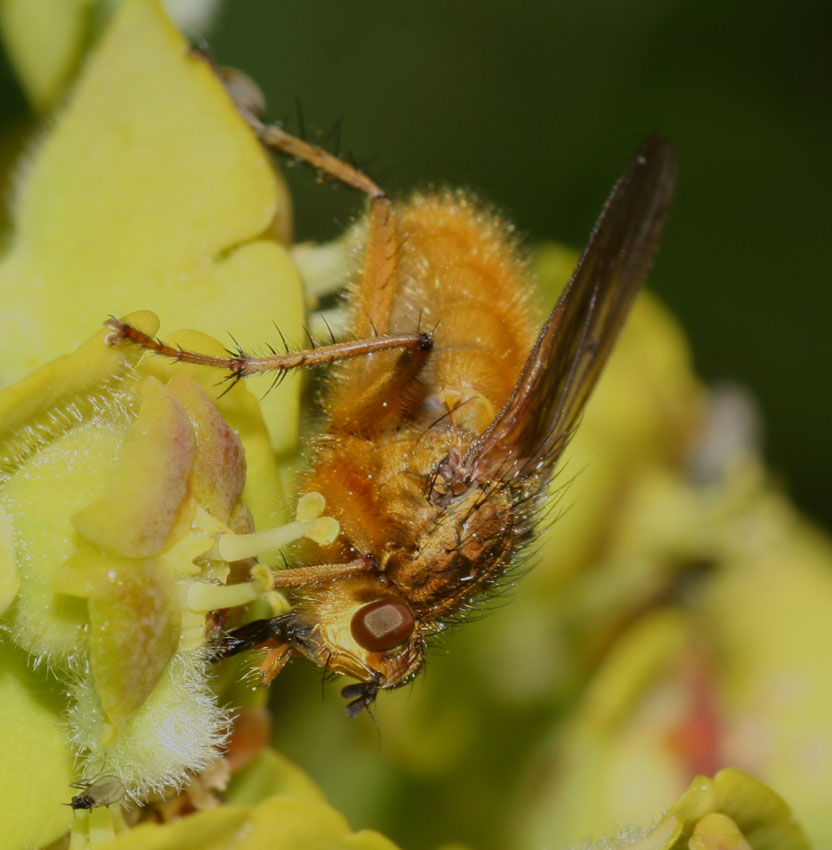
<box><xmin>324</xmin><ymin>192</ymin><xmax>537</xmax><ymax>438</ymax></box>
<box><xmin>393</xmin><ymin>193</ymin><xmax>538</xmax><ymax>435</ymax></box>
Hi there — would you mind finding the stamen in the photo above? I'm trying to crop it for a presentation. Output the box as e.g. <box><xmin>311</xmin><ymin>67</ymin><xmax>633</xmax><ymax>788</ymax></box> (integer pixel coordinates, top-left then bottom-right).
<box><xmin>217</xmin><ymin>492</ymin><xmax>339</xmax><ymax>561</ymax></box>
<box><xmin>185</xmin><ymin>579</ymin><xmax>260</xmax><ymax>612</ymax></box>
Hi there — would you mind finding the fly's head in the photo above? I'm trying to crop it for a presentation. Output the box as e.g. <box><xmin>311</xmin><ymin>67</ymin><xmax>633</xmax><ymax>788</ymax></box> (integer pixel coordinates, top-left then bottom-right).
<box><xmin>295</xmin><ymin>573</ymin><xmax>426</xmax><ymax>715</ymax></box>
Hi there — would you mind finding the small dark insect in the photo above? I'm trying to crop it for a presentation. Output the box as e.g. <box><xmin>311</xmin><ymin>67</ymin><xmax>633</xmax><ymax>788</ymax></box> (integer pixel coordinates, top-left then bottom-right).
<box><xmin>68</xmin><ymin>774</ymin><xmax>125</xmax><ymax>811</ymax></box>
<box><xmin>108</xmin><ymin>63</ymin><xmax>677</xmax><ymax>716</ymax></box>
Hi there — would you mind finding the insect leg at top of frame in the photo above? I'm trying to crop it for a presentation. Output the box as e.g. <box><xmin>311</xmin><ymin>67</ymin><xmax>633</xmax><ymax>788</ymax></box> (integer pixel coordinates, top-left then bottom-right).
<box><xmin>228</xmin><ymin>83</ymin><xmax>433</xmax><ymax>432</ymax></box>
<box><xmin>227</xmin><ymin>81</ymin><xmax>399</xmax><ymax>334</ymax></box>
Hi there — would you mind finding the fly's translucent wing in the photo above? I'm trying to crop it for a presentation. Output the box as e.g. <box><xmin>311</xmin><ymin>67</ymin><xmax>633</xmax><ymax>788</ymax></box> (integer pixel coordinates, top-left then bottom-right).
<box><xmin>467</xmin><ymin>135</ymin><xmax>677</xmax><ymax>481</ymax></box>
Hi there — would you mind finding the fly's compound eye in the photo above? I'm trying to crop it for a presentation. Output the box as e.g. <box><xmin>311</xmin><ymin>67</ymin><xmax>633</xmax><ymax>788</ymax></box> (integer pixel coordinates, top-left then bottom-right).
<box><xmin>351</xmin><ymin>598</ymin><xmax>415</xmax><ymax>652</ymax></box>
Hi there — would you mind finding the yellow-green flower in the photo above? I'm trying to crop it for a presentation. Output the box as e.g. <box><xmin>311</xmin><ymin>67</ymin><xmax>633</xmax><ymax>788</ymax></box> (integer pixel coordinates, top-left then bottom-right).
<box><xmin>0</xmin><ymin>1</ymin><xmax>309</xmax><ymax>846</ymax></box>
<box><xmin>0</xmin><ymin>308</ymin><xmax>293</xmax><ymax>845</ymax></box>
<box><xmin>569</xmin><ymin>769</ymin><xmax>809</xmax><ymax>850</ymax></box>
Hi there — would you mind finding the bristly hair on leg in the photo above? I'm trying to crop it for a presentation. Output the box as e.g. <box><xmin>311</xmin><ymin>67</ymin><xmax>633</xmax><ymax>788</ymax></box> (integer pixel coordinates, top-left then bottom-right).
<box><xmin>321</xmin><ymin>314</ymin><xmax>337</xmax><ymax>346</ymax></box>
<box><xmin>104</xmin><ymin>317</ymin><xmax>431</xmax><ymax>390</ymax></box>
<box><xmin>273</xmin><ymin>322</ymin><xmax>291</xmax><ymax>353</ymax></box>
<box><xmin>320</xmin><ymin>115</ymin><xmax>344</xmax><ymax>156</ymax></box>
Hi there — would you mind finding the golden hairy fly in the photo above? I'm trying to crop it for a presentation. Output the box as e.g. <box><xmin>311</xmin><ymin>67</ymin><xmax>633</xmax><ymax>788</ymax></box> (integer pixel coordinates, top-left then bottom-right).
<box><xmin>108</xmin><ymin>62</ymin><xmax>677</xmax><ymax>717</ymax></box>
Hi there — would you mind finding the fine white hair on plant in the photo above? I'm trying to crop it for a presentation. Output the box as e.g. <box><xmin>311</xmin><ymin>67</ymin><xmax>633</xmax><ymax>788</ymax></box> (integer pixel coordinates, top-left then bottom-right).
<box><xmin>566</xmin><ymin>826</ymin><xmax>653</xmax><ymax>850</ymax></box>
<box><xmin>0</xmin><ymin>369</ymin><xmax>137</xmax><ymax>482</ymax></box>
<box><xmin>67</xmin><ymin>647</ymin><xmax>230</xmax><ymax>802</ymax></box>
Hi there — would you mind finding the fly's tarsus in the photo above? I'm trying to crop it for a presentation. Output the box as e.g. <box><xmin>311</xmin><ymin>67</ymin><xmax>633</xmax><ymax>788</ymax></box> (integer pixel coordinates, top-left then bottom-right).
<box><xmin>213</xmin><ymin>611</ymin><xmax>310</xmax><ymax>660</ymax></box>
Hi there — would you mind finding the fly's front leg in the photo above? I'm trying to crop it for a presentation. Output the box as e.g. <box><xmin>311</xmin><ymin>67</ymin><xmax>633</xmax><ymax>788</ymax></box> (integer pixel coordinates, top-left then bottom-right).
<box><xmin>215</xmin><ymin>611</ymin><xmax>305</xmax><ymax>686</ymax></box>
<box><xmin>213</xmin><ymin>556</ymin><xmax>377</xmax><ymax>654</ymax></box>
<box><xmin>215</xmin><ymin>611</ymin><xmax>305</xmax><ymax>659</ymax></box>
<box><xmin>104</xmin><ymin>317</ymin><xmax>430</xmax><ymax>385</ymax></box>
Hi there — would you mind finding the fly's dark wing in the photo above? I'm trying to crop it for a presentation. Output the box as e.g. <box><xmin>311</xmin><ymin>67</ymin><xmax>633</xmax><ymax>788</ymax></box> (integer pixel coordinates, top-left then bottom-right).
<box><xmin>466</xmin><ymin>135</ymin><xmax>677</xmax><ymax>481</ymax></box>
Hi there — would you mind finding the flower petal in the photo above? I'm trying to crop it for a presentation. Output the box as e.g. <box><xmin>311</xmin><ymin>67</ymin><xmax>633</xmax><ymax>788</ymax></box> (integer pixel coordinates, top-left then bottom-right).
<box><xmin>0</xmin><ymin>0</ymin><xmax>303</xmax><ymax>459</ymax></box>
<box><xmin>0</xmin><ymin>640</ymin><xmax>74</xmax><ymax>849</ymax></box>
<box><xmin>0</xmin><ymin>0</ymin><xmax>91</xmax><ymax>109</ymax></box>
<box><xmin>72</xmin><ymin>376</ymin><xmax>196</xmax><ymax>559</ymax></box>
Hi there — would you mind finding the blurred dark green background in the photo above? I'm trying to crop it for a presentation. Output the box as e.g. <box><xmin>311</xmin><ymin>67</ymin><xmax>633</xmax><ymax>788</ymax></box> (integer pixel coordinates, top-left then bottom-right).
<box><xmin>1</xmin><ymin>0</ymin><xmax>830</xmax><ymax>524</ymax></box>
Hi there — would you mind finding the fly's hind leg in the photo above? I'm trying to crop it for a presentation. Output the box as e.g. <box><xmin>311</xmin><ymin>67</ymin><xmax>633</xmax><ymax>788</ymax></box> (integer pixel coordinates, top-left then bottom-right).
<box><xmin>226</xmin><ymin>78</ymin><xmax>399</xmax><ymax>336</ymax></box>
<box><xmin>214</xmin><ymin>64</ymin><xmax>435</xmax><ymax>427</ymax></box>
<box><xmin>109</xmin><ymin>60</ymin><xmax>432</xmax><ymax>414</ymax></box>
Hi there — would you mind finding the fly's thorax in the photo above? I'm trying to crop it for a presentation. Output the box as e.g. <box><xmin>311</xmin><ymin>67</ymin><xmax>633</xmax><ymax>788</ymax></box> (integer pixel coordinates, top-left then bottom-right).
<box><xmin>301</xmin><ymin>427</ymin><xmax>470</xmax><ymax>561</ymax></box>
<box><xmin>293</xmin><ymin>573</ymin><xmax>424</xmax><ymax>690</ymax></box>
<box><xmin>385</xmin><ymin>480</ymin><xmax>516</xmax><ymax>619</ymax></box>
